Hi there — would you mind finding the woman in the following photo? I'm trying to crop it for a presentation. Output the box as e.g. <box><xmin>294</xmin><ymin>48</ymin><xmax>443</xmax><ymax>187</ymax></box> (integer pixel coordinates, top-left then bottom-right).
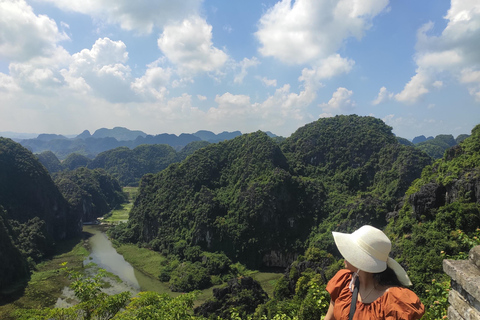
<box><xmin>324</xmin><ymin>225</ymin><xmax>425</xmax><ymax>320</ymax></box>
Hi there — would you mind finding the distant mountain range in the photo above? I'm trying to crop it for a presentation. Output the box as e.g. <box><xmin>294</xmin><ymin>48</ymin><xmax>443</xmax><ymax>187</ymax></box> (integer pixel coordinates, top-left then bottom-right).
<box><xmin>0</xmin><ymin>127</ymin><xmax>279</xmax><ymax>160</ymax></box>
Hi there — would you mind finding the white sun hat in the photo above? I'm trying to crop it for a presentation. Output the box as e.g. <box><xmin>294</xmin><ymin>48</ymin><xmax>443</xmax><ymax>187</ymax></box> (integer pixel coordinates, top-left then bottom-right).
<box><xmin>332</xmin><ymin>225</ymin><xmax>412</xmax><ymax>286</ymax></box>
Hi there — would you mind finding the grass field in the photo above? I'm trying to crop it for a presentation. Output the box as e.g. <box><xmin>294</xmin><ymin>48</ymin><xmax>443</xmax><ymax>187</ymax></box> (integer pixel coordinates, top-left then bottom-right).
<box><xmin>250</xmin><ymin>271</ymin><xmax>282</xmax><ymax>298</ymax></box>
<box><xmin>0</xmin><ymin>237</ymin><xmax>89</xmax><ymax>320</ymax></box>
<box><xmin>102</xmin><ymin>187</ymin><xmax>138</xmax><ymax>224</ymax></box>
<box><xmin>115</xmin><ymin>244</ymin><xmax>167</xmax><ymax>279</ymax></box>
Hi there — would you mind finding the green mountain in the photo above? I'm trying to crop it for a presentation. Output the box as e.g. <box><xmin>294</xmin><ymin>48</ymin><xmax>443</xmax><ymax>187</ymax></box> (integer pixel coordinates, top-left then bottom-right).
<box><xmin>0</xmin><ymin>138</ymin><xmax>82</xmax><ymax>290</ymax></box>
<box><xmin>87</xmin><ymin>144</ymin><xmax>179</xmax><ymax>186</ymax></box>
<box><xmin>62</xmin><ymin>153</ymin><xmax>92</xmax><ymax>171</ymax></box>
<box><xmin>114</xmin><ymin>115</ymin><xmax>432</xmax><ymax>269</ymax></box>
<box><xmin>36</xmin><ymin>150</ymin><xmax>63</xmax><ymax>173</ymax></box>
<box><xmin>37</xmin><ymin>142</ymin><xmax>210</xmax><ymax>186</ymax></box>
<box><xmin>20</xmin><ymin>129</ymin><xmax>235</xmax><ymax>160</ymax></box>
<box><xmin>412</xmin><ymin>134</ymin><xmax>470</xmax><ymax>159</ymax></box>
<box><xmin>0</xmin><ymin>138</ymin><xmax>80</xmax><ymax>240</ymax></box>
<box><xmin>123</xmin><ymin>131</ymin><xmax>325</xmax><ymax>268</ymax></box>
<box><xmin>54</xmin><ymin>167</ymin><xmax>127</xmax><ymax>222</ymax></box>
<box><xmin>386</xmin><ymin>123</ymin><xmax>480</xmax><ymax>292</ymax></box>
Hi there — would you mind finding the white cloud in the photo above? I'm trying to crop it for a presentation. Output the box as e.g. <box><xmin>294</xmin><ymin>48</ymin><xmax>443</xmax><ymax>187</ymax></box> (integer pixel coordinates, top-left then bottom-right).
<box><xmin>461</xmin><ymin>68</ymin><xmax>480</xmax><ymax>83</ymax></box>
<box><xmin>234</xmin><ymin>57</ymin><xmax>260</xmax><ymax>84</ymax></box>
<box><xmin>199</xmin><ymin>79</ymin><xmax>318</xmax><ymax>134</ymax></box>
<box><xmin>299</xmin><ymin>54</ymin><xmax>355</xmax><ymax>90</ymax></box>
<box><xmin>258</xmin><ymin>76</ymin><xmax>277</xmax><ymax>87</ymax></box>
<box><xmin>63</xmin><ymin>37</ymin><xmax>136</xmax><ymax>102</ymax></box>
<box><xmin>39</xmin><ymin>0</ymin><xmax>202</xmax><ymax>34</ymax></box>
<box><xmin>319</xmin><ymin>87</ymin><xmax>355</xmax><ymax>114</ymax></box>
<box><xmin>372</xmin><ymin>86</ymin><xmax>394</xmax><ymax>105</ymax></box>
<box><xmin>397</xmin><ymin>1</ymin><xmax>480</xmax><ymax>103</ymax></box>
<box><xmin>197</xmin><ymin>95</ymin><xmax>207</xmax><ymax>101</ymax></box>
<box><xmin>0</xmin><ymin>73</ymin><xmax>20</xmax><ymax>92</ymax></box>
<box><xmin>158</xmin><ymin>16</ymin><xmax>228</xmax><ymax>75</ymax></box>
<box><xmin>131</xmin><ymin>60</ymin><xmax>172</xmax><ymax>100</ymax></box>
<box><xmin>0</xmin><ymin>0</ymin><xmax>69</xmax><ymax>62</ymax></box>
<box><xmin>255</xmin><ymin>0</ymin><xmax>388</xmax><ymax>64</ymax></box>
<box><xmin>395</xmin><ymin>72</ymin><xmax>430</xmax><ymax>103</ymax></box>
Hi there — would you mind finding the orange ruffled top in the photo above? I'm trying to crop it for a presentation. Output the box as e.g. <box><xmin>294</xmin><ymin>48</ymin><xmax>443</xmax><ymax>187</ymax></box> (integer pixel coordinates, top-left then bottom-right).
<box><xmin>326</xmin><ymin>269</ymin><xmax>425</xmax><ymax>320</ymax></box>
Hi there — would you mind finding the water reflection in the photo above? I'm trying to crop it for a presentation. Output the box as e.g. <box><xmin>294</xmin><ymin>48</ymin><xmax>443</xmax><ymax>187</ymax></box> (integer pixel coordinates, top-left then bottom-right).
<box><xmin>83</xmin><ymin>225</ymin><xmax>171</xmax><ymax>294</ymax></box>
<box><xmin>84</xmin><ymin>225</ymin><xmax>140</xmax><ymax>290</ymax></box>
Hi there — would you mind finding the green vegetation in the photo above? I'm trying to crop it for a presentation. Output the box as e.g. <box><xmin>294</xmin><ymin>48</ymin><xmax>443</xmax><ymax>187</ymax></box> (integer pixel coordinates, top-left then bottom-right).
<box><xmin>0</xmin><ymin>237</ymin><xmax>88</xmax><ymax>320</ymax></box>
<box><xmin>114</xmin><ymin>243</ymin><xmax>168</xmax><ymax>279</ymax></box>
<box><xmin>103</xmin><ymin>202</ymin><xmax>132</xmax><ymax>223</ymax></box>
<box><xmin>0</xmin><ymin>138</ymin><xmax>82</xmax><ymax>290</ymax></box>
<box><xmin>36</xmin><ymin>142</ymin><xmax>211</xmax><ymax>187</ymax></box>
<box><xmin>88</xmin><ymin>142</ymin><xmax>210</xmax><ymax>186</ymax></box>
<box><xmin>414</xmin><ymin>133</ymin><xmax>469</xmax><ymax>159</ymax></box>
<box><xmin>3</xmin><ymin>117</ymin><xmax>480</xmax><ymax>319</ymax></box>
<box><xmin>62</xmin><ymin>153</ymin><xmax>92</xmax><ymax>171</ymax></box>
<box><xmin>102</xmin><ymin>187</ymin><xmax>138</xmax><ymax>223</ymax></box>
<box><xmin>112</xmin><ymin>115</ymin><xmax>431</xmax><ymax>273</ymax></box>
<box><xmin>54</xmin><ymin>167</ymin><xmax>127</xmax><ymax>222</ymax></box>
<box><xmin>385</xmin><ymin>124</ymin><xmax>480</xmax><ymax>318</ymax></box>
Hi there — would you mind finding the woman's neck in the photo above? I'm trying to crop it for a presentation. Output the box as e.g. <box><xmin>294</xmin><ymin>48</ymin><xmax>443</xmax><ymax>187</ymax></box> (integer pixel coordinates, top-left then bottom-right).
<box><xmin>357</xmin><ymin>271</ymin><xmax>385</xmax><ymax>303</ymax></box>
<box><xmin>358</xmin><ymin>271</ymin><xmax>375</xmax><ymax>290</ymax></box>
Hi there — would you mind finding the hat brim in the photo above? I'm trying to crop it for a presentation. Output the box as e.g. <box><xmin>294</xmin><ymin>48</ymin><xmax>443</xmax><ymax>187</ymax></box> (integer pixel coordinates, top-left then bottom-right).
<box><xmin>332</xmin><ymin>231</ymin><xmax>387</xmax><ymax>273</ymax></box>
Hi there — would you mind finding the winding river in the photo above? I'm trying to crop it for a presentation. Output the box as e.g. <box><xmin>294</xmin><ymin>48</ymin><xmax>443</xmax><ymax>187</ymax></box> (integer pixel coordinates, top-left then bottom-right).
<box><xmin>83</xmin><ymin>225</ymin><xmax>170</xmax><ymax>293</ymax></box>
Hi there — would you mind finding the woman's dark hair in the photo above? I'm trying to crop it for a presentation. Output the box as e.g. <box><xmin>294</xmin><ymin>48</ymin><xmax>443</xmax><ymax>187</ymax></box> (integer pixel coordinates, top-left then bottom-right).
<box><xmin>373</xmin><ymin>266</ymin><xmax>404</xmax><ymax>287</ymax></box>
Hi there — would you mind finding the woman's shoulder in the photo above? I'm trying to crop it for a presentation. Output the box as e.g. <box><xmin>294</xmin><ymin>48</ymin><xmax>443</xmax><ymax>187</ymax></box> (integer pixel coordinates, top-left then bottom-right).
<box><xmin>326</xmin><ymin>269</ymin><xmax>352</xmax><ymax>296</ymax></box>
<box><xmin>329</xmin><ymin>269</ymin><xmax>353</xmax><ymax>285</ymax></box>
<box><xmin>380</xmin><ymin>286</ymin><xmax>425</xmax><ymax>318</ymax></box>
<box><xmin>384</xmin><ymin>286</ymin><xmax>421</xmax><ymax>302</ymax></box>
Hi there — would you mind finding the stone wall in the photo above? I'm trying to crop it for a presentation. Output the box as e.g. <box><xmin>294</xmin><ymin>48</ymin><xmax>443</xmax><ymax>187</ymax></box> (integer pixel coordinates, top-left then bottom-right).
<box><xmin>443</xmin><ymin>245</ymin><xmax>480</xmax><ymax>320</ymax></box>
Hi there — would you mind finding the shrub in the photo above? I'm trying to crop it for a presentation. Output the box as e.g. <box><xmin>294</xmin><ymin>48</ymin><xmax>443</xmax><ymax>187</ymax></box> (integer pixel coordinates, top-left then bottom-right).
<box><xmin>169</xmin><ymin>261</ymin><xmax>211</xmax><ymax>292</ymax></box>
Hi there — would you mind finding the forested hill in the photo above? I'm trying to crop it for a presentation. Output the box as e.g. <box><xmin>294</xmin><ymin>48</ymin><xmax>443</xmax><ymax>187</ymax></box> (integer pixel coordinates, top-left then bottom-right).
<box><xmin>0</xmin><ymin>138</ymin><xmax>80</xmax><ymax>239</ymax></box>
<box><xmin>115</xmin><ymin>115</ymin><xmax>432</xmax><ymax>269</ymax></box>
<box><xmin>0</xmin><ymin>138</ymin><xmax>82</xmax><ymax>290</ymax></box>
<box><xmin>54</xmin><ymin>167</ymin><xmax>127</xmax><ymax>223</ymax></box>
<box><xmin>386</xmin><ymin>123</ymin><xmax>480</xmax><ymax>292</ymax></box>
<box><xmin>38</xmin><ymin>141</ymin><xmax>211</xmax><ymax>186</ymax></box>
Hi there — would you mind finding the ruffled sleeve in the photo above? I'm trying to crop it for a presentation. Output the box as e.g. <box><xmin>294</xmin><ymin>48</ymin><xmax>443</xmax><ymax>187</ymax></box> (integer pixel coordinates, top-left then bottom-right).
<box><xmin>383</xmin><ymin>287</ymin><xmax>425</xmax><ymax>320</ymax></box>
<box><xmin>326</xmin><ymin>269</ymin><xmax>352</xmax><ymax>302</ymax></box>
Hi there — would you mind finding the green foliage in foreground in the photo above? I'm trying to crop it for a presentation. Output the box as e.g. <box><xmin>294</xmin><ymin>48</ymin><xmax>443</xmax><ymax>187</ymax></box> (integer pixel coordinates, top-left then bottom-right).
<box><xmin>14</xmin><ymin>264</ymin><xmax>332</xmax><ymax>320</ymax></box>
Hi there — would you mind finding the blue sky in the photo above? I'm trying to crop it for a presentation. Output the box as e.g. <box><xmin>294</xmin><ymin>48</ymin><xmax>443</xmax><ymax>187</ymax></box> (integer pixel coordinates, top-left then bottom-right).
<box><xmin>0</xmin><ymin>0</ymin><xmax>479</xmax><ymax>140</ymax></box>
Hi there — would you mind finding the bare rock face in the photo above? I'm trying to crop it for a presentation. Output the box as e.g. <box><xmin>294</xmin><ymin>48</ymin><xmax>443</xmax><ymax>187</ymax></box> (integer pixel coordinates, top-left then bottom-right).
<box><xmin>262</xmin><ymin>250</ymin><xmax>298</xmax><ymax>268</ymax></box>
<box><xmin>445</xmin><ymin>175</ymin><xmax>480</xmax><ymax>205</ymax></box>
<box><xmin>409</xmin><ymin>183</ymin><xmax>446</xmax><ymax>218</ymax></box>
<box><xmin>407</xmin><ymin>168</ymin><xmax>480</xmax><ymax>221</ymax></box>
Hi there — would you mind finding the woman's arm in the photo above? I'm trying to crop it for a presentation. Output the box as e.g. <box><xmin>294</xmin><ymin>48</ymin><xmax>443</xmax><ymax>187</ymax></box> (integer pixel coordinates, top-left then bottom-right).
<box><xmin>323</xmin><ymin>300</ymin><xmax>335</xmax><ymax>320</ymax></box>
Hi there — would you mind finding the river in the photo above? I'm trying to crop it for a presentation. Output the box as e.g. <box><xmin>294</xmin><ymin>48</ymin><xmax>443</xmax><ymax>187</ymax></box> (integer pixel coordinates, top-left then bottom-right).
<box><xmin>83</xmin><ymin>225</ymin><xmax>172</xmax><ymax>292</ymax></box>
<box><xmin>56</xmin><ymin>225</ymin><xmax>171</xmax><ymax>307</ymax></box>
